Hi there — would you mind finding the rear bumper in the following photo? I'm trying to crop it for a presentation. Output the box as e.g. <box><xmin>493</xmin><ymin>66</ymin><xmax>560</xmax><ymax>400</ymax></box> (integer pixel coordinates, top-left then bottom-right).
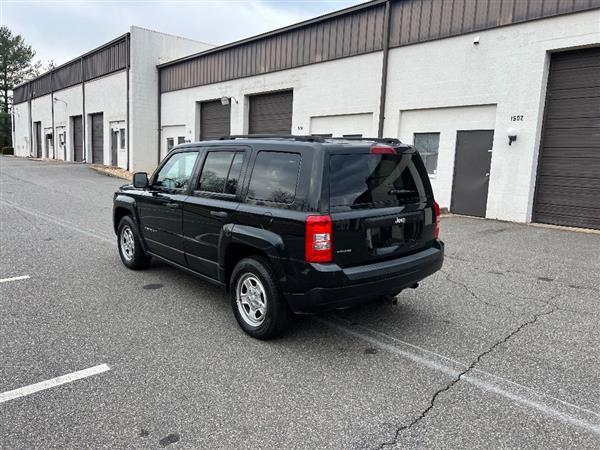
<box><xmin>283</xmin><ymin>241</ymin><xmax>444</xmax><ymax>313</ymax></box>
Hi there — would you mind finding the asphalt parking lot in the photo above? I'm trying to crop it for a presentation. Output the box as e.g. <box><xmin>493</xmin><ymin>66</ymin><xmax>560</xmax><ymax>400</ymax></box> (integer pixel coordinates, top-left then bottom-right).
<box><xmin>1</xmin><ymin>156</ymin><xmax>599</xmax><ymax>449</ymax></box>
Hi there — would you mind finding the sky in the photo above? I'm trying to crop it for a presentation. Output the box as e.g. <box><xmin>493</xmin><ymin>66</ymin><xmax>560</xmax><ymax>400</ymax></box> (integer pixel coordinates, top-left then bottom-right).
<box><xmin>1</xmin><ymin>0</ymin><xmax>364</xmax><ymax>68</ymax></box>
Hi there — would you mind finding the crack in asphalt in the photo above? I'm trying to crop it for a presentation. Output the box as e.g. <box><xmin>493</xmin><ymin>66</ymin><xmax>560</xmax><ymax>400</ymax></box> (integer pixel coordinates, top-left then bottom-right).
<box><xmin>375</xmin><ymin>301</ymin><xmax>560</xmax><ymax>449</ymax></box>
<box><xmin>441</xmin><ymin>269</ymin><xmax>517</xmax><ymax>314</ymax></box>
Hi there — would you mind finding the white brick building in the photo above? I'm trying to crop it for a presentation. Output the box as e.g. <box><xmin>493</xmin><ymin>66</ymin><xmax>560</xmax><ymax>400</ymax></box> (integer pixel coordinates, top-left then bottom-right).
<box><xmin>12</xmin><ymin>0</ymin><xmax>600</xmax><ymax>229</ymax></box>
<box><xmin>12</xmin><ymin>27</ymin><xmax>212</xmax><ymax>172</ymax></box>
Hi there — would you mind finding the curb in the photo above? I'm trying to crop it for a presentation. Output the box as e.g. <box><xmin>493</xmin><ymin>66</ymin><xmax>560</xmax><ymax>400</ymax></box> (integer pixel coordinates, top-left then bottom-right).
<box><xmin>89</xmin><ymin>164</ymin><xmax>132</xmax><ymax>181</ymax></box>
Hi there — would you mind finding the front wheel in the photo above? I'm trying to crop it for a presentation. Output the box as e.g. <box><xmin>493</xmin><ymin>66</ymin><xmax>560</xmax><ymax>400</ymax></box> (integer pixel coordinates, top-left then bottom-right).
<box><xmin>230</xmin><ymin>257</ymin><xmax>290</xmax><ymax>339</ymax></box>
<box><xmin>117</xmin><ymin>216</ymin><xmax>151</xmax><ymax>270</ymax></box>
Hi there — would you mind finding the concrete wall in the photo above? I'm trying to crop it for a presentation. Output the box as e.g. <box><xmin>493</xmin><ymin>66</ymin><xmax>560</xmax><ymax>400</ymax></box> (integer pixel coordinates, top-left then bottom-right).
<box><xmin>85</xmin><ymin>71</ymin><xmax>127</xmax><ymax>166</ymax></box>
<box><xmin>161</xmin><ymin>50</ymin><xmax>383</xmax><ymax>154</ymax></box>
<box><xmin>384</xmin><ymin>9</ymin><xmax>600</xmax><ymax>222</ymax></box>
<box><xmin>13</xmin><ymin>102</ymin><xmax>31</xmax><ymax>157</ymax></box>
<box><xmin>129</xmin><ymin>26</ymin><xmax>213</xmax><ymax>173</ymax></box>
<box><xmin>30</xmin><ymin>95</ymin><xmax>53</xmax><ymax>158</ymax></box>
<box><xmin>52</xmin><ymin>84</ymin><xmax>83</xmax><ymax>162</ymax></box>
<box><xmin>398</xmin><ymin>104</ymin><xmax>497</xmax><ymax>210</ymax></box>
<box><xmin>160</xmin><ymin>9</ymin><xmax>599</xmax><ymax>224</ymax></box>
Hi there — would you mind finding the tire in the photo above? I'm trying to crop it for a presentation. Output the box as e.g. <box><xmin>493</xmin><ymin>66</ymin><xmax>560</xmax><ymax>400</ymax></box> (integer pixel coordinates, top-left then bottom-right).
<box><xmin>117</xmin><ymin>215</ymin><xmax>151</xmax><ymax>270</ymax></box>
<box><xmin>230</xmin><ymin>257</ymin><xmax>290</xmax><ymax>339</ymax></box>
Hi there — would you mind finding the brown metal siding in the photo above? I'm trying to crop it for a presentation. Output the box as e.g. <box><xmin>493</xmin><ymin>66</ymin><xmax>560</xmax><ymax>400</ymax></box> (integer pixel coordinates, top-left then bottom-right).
<box><xmin>83</xmin><ymin>38</ymin><xmax>128</xmax><ymax>81</ymax></box>
<box><xmin>248</xmin><ymin>91</ymin><xmax>293</xmax><ymax>135</ymax></box>
<box><xmin>52</xmin><ymin>60</ymin><xmax>82</xmax><ymax>91</ymax></box>
<box><xmin>13</xmin><ymin>36</ymin><xmax>129</xmax><ymax>104</ymax></box>
<box><xmin>160</xmin><ymin>0</ymin><xmax>599</xmax><ymax>93</ymax></box>
<box><xmin>200</xmin><ymin>100</ymin><xmax>231</xmax><ymax>140</ymax></box>
<box><xmin>389</xmin><ymin>0</ymin><xmax>600</xmax><ymax>47</ymax></box>
<box><xmin>160</xmin><ymin>5</ymin><xmax>386</xmax><ymax>92</ymax></box>
<box><xmin>534</xmin><ymin>46</ymin><xmax>600</xmax><ymax>229</ymax></box>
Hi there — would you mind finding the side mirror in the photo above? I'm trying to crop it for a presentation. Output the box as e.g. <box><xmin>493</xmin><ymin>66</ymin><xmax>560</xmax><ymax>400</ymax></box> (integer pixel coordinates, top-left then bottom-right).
<box><xmin>133</xmin><ymin>172</ymin><xmax>149</xmax><ymax>188</ymax></box>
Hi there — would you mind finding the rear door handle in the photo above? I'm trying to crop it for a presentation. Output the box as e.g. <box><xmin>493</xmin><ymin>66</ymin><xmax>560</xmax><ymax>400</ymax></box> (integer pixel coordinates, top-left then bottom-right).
<box><xmin>210</xmin><ymin>211</ymin><xmax>228</xmax><ymax>218</ymax></box>
<box><xmin>166</xmin><ymin>202</ymin><xmax>180</xmax><ymax>209</ymax></box>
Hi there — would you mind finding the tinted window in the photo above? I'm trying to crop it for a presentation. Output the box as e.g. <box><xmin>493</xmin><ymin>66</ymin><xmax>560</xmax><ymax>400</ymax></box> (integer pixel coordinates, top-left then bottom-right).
<box><xmin>155</xmin><ymin>151</ymin><xmax>199</xmax><ymax>191</ymax></box>
<box><xmin>248</xmin><ymin>152</ymin><xmax>301</xmax><ymax>204</ymax></box>
<box><xmin>197</xmin><ymin>151</ymin><xmax>245</xmax><ymax>195</ymax></box>
<box><xmin>226</xmin><ymin>152</ymin><xmax>244</xmax><ymax>194</ymax></box>
<box><xmin>329</xmin><ymin>153</ymin><xmax>429</xmax><ymax>208</ymax></box>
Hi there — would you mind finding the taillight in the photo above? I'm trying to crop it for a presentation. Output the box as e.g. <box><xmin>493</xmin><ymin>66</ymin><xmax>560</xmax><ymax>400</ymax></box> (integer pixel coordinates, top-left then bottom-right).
<box><xmin>370</xmin><ymin>144</ymin><xmax>396</xmax><ymax>154</ymax></box>
<box><xmin>434</xmin><ymin>201</ymin><xmax>440</xmax><ymax>240</ymax></box>
<box><xmin>305</xmin><ymin>215</ymin><xmax>333</xmax><ymax>263</ymax></box>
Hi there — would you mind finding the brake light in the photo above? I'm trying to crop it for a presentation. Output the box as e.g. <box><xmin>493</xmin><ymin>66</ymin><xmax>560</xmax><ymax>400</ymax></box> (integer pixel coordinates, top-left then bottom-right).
<box><xmin>305</xmin><ymin>215</ymin><xmax>333</xmax><ymax>263</ymax></box>
<box><xmin>370</xmin><ymin>144</ymin><xmax>396</xmax><ymax>154</ymax></box>
<box><xmin>434</xmin><ymin>201</ymin><xmax>440</xmax><ymax>240</ymax></box>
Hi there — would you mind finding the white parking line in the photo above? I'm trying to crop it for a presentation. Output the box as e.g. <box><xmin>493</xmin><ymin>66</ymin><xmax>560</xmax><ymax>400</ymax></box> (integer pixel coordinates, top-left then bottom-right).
<box><xmin>0</xmin><ymin>364</ymin><xmax>111</xmax><ymax>404</ymax></box>
<box><xmin>0</xmin><ymin>275</ymin><xmax>30</xmax><ymax>284</ymax></box>
<box><xmin>318</xmin><ymin>317</ymin><xmax>600</xmax><ymax>436</ymax></box>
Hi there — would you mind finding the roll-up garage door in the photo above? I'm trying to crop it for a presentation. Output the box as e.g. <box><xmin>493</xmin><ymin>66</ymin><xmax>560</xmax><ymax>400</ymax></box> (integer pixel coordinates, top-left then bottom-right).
<box><xmin>534</xmin><ymin>47</ymin><xmax>600</xmax><ymax>230</ymax></box>
<box><xmin>73</xmin><ymin>116</ymin><xmax>83</xmax><ymax>162</ymax></box>
<box><xmin>248</xmin><ymin>90</ymin><xmax>293</xmax><ymax>135</ymax></box>
<box><xmin>91</xmin><ymin>113</ymin><xmax>104</xmax><ymax>164</ymax></box>
<box><xmin>200</xmin><ymin>100</ymin><xmax>231</xmax><ymax>140</ymax></box>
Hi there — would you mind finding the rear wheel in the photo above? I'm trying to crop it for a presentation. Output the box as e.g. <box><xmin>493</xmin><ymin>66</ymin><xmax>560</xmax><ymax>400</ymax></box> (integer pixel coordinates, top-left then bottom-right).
<box><xmin>117</xmin><ymin>216</ymin><xmax>151</xmax><ymax>270</ymax></box>
<box><xmin>230</xmin><ymin>257</ymin><xmax>289</xmax><ymax>339</ymax></box>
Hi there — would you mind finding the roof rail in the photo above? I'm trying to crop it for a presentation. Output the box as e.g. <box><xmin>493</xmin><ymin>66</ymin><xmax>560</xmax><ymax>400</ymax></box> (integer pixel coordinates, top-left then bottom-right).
<box><xmin>324</xmin><ymin>137</ymin><xmax>403</xmax><ymax>145</ymax></box>
<box><xmin>220</xmin><ymin>134</ymin><xmax>325</xmax><ymax>142</ymax></box>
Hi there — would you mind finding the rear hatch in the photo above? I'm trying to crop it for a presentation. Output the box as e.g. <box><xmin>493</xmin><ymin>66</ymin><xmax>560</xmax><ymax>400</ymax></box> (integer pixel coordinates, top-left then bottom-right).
<box><xmin>327</xmin><ymin>144</ymin><xmax>436</xmax><ymax>268</ymax></box>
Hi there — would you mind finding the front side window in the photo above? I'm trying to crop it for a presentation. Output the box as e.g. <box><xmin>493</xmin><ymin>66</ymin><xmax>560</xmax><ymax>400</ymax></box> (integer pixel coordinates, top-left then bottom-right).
<box><xmin>414</xmin><ymin>132</ymin><xmax>440</xmax><ymax>175</ymax></box>
<box><xmin>248</xmin><ymin>151</ymin><xmax>301</xmax><ymax>204</ymax></box>
<box><xmin>154</xmin><ymin>151</ymin><xmax>199</xmax><ymax>191</ymax></box>
<box><xmin>197</xmin><ymin>151</ymin><xmax>244</xmax><ymax>195</ymax></box>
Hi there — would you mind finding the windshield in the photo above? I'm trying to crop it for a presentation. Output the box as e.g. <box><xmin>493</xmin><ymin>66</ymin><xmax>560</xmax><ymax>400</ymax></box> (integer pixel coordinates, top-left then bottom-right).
<box><xmin>329</xmin><ymin>153</ymin><xmax>431</xmax><ymax>209</ymax></box>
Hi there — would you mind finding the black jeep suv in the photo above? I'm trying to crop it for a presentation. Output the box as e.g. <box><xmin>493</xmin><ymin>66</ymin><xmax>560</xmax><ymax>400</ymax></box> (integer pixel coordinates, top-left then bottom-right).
<box><xmin>113</xmin><ymin>136</ymin><xmax>443</xmax><ymax>339</ymax></box>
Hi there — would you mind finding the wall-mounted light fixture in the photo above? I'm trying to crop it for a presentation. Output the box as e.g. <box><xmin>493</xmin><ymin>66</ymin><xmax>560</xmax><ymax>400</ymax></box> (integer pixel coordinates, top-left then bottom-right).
<box><xmin>507</xmin><ymin>127</ymin><xmax>518</xmax><ymax>146</ymax></box>
<box><xmin>473</xmin><ymin>36</ymin><xmax>480</xmax><ymax>45</ymax></box>
<box><xmin>53</xmin><ymin>97</ymin><xmax>67</xmax><ymax>106</ymax></box>
<box><xmin>220</xmin><ymin>96</ymin><xmax>238</xmax><ymax>105</ymax></box>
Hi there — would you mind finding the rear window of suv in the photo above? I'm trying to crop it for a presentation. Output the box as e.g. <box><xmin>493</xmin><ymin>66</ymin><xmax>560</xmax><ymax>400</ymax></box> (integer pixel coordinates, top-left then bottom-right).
<box><xmin>329</xmin><ymin>152</ymin><xmax>430</xmax><ymax>208</ymax></box>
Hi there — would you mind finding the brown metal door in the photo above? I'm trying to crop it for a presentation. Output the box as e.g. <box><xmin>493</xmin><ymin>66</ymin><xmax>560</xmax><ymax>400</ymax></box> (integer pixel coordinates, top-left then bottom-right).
<box><xmin>72</xmin><ymin>116</ymin><xmax>83</xmax><ymax>162</ymax></box>
<box><xmin>534</xmin><ymin>47</ymin><xmax>600</xmax><ymax>230</ymax></box>
<box><xmin>91</xmin><ymin>113</ymin><xmax>104</xmax><ymax>164</ymax></box>
<box><xmin>200</xmin><ymin>100</ymin><xmax>231</xmax><ymax>140</ymax></box>
<box><xmin>451</xmin><ymin>130</ymin><xmax>494</xmax><ymax>218</ymax></box>
<box><xmin>34</xmin><ymin>122</ymin><xmax>42</xmax><ymax>158</ymax></box>
<box><xmin>248</xmin><ymin>90</ymin><xmax>293</xmax><ymax>135</ymax></box>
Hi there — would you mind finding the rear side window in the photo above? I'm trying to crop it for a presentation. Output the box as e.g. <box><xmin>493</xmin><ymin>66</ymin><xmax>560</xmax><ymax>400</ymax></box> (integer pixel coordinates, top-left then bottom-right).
<box><xmin>329</xmin><ymin>153</ymin><xmax>430</xmax><ymax>208</ymax></box>
<box><xmin>197</xmin><ymin>151</ymin><xmax>245</xmax><ymax>195</ymax></box>
<box><xmin>248</xmin><ymin>151</ymin><xmax>301</xmax><ymax>204</ymax></box>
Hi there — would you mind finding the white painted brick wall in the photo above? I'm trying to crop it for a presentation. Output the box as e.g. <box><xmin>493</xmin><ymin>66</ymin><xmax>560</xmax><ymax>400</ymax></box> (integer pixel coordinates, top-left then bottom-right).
<box><xmin>129</xmin><ymin>26</ymin><xmax>213</xmax><ymax>173</ymax></box>
<box><xmin>13</xmin><ymin>102</ymin><xmax>30</xmax><ymax>157</ymax></box>
<box><xmin>85</xmin><ymin>71</ymin><xmax>127</xmax><ymax>166</ymax></box>
<box><xmin>384</xmin><ymin>9</ymin><xmax>600</xmax><ymax>222</ymax></box>
<box><xmin>160</xmin><ymin>51</ymin><xmax>383</xmax><ymax>146</ymax></box>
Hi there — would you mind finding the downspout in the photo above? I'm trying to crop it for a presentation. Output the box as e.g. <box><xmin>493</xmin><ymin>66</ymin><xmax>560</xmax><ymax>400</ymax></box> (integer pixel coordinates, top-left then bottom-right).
<box><xmin>126</xmin><ymin>33</ymin><xmax>131</xmax><ymax>171</ymax></box>
<box><xmin>81</xmin><ymin>56</ymin><xmax>87</xmax><ymax>163</ymax></box>
<box><xmin>377</xmin><ymin>0</ymin><xmax>392</xmax><ymax>138</ymax></box>
<box><xmin>28</xmin><ymin>95</ymin><xmax>32</xmax><ymax>157</ymax></box>
<box><xmin>157</xmin><ymin>66</ymin><xmax>162</xmax><ymax>167</ymax></box>
<box><xmin>51</xmin><ymin>71</ymin><xmax>55</xmax><ymax>159</ymax></box>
